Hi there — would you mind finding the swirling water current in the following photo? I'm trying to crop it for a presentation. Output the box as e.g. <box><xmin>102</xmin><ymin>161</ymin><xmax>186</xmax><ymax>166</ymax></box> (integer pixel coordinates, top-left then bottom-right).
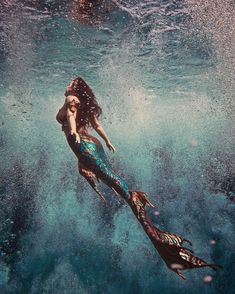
<box><xmin>0</xmin><ymin>1</ymin><xmax>234</xmax><ymax>293</ymax></box>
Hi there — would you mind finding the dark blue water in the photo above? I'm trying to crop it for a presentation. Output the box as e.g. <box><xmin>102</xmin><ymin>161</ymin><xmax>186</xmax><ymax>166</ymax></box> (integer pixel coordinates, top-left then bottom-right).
<box><xmin>0</xmin><ymin>0</ymin><xmax>234</xmax><ymax>293</ymax></box>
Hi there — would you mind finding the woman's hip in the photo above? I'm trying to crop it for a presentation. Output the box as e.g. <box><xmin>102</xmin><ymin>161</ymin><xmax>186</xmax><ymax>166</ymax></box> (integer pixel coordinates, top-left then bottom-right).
<box><xmin>66</xmin><ymin>133</ymin><xmax>103</xmax><ymax>162</ymax></box>
<box><xmin>66</xmin><ymin>133</ymin><xmax>82</xmax><ymax>158</ymax></box>
<box><xmin>78</xmin><ymin>132</ymin><xmax>103</xmax><ymax>148</ymax></box>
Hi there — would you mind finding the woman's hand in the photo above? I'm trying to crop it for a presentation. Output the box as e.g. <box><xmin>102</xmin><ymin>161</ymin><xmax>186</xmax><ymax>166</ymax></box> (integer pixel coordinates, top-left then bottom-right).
<box><xmin>106</xmin><ymin>141</ymin><xmax>116</xmax><ymax>153</ymax></box>
<box><xmin>70</xmin><ymin>131</ymin><xmax>81</xmax><ymax>144</ymax></box>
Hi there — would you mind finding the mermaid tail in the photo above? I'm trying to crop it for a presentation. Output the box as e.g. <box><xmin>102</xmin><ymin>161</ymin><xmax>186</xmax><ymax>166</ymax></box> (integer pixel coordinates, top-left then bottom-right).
<box><xmin>78</xmin><ymin>163</ymin><xmax>123</xmax><ymax>206</ymax></box>
<box><xmin>128</xmin><ymin>191</ymin><xmax>222</xmax><ymax>280</ymax></box>
<box><xmin>78</xmin><ymin>162</ymin><xmax>109</xmax><ymax>207</ymax></box>
<box><xmin>66</xmin><ymin>133</ymin><xmax>222</xmax><ymax>279</ymax></box>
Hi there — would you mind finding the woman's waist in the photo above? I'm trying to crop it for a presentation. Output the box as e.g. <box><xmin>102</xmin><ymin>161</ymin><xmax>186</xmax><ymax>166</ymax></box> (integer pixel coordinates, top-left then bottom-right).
<box><xmin>62</xmin><ymin>122</ymin><xmax>89</xmax><ymax>134</ymax></box>
<box><xmin>63</xmin><ymin>126</ymin><xmax>93</xmax><ymax>140</ymax></box>
<box><xmin>64</xmin><ymin>129</ymin><xmax>102</xmax><ymax>147</ymax></box>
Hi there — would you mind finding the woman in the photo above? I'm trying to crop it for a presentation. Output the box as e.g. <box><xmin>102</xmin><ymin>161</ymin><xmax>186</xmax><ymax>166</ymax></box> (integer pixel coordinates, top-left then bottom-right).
<box><xmin>56</xmin><ymin>77</ymin><xmax>221</xmax><ymax>280</ymax></box>
<box><xmin>69</xmin><ymin>0</ymin><xmax>114</xmax><ymax>25</ymax></box>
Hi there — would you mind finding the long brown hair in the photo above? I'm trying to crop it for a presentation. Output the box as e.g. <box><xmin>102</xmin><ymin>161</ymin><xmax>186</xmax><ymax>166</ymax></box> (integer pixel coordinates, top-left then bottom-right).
<box><xmin>68</xmin><ymin>76</ymin><xmax>102</xmax><ymax>129</ymax></box>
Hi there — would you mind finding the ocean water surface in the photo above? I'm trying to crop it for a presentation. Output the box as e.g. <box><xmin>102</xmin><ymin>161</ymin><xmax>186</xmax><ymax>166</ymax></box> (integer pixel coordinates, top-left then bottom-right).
<box><xmin>0</xmin><ymin>0</ymin><xmax>234</xmax><ymax>293</ymax></box>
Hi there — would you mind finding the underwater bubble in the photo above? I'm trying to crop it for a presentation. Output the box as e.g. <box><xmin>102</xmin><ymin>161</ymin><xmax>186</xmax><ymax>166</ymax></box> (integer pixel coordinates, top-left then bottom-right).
<box><xmin>203</xmin><ymin>275</ymin><xmax>213</xmax><ymax>283</ymax></box>
<box><xmin>153</xmin><ymin>210</ymin><xmax>160</xmax><ymax>216</ymax></box>
<box><xmin>209</xmin><ymin>239</ymin><xmax>216</xmax><ymax>245</ymax></box>
<box><xmin>170</xmin><ymin>263</ymin><xmax>184</xmax><ymax>269</ymax></box>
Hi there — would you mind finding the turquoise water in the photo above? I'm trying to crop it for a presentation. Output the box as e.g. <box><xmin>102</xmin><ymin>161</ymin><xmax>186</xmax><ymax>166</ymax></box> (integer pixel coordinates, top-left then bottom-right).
<box><xmin>0</xmin><ymin>0</ymin><xmax>234</xmax><ymax>293</ymax></box>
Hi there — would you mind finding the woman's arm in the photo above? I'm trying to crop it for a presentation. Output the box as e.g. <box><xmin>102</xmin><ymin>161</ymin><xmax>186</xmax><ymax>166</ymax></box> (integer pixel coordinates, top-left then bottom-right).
<box><xmin>66</xmin><ymin>96</ymin><xmax>81</xmax><ymax>143</ymax></box>
<box><xmin>67</xmin><ymin>108</ymin><xmax>77</xmax><ymax>133</ymax></box>
<box><xmin>91</xmin><ymin>116</ymin><xmax>116</xmax><ymax>152</ymax></box>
